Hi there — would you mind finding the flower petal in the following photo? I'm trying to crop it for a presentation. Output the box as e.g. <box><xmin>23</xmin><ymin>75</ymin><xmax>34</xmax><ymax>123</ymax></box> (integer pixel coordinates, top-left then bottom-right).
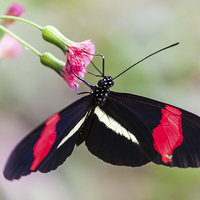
<box><xmin>0</xmin><ymin>34</ymin><xmax>22</xmax><ymax>60</ymax></box>
<box><xmin>63</xmin><ymin>40</ymin><xmax>95</xmax><ymax>89</ymax></box>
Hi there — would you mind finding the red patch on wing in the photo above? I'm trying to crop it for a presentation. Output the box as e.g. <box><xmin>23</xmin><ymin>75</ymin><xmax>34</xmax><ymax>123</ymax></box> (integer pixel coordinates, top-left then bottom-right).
<box><xmin>30</xmin><ymin>113</ymin><xmax>60</xmax><ymax>170</ymax></box>
<box><xmin>152</xmin><ymin>105</ymin><xmax>183</xmax><ymax>163</ymax></box>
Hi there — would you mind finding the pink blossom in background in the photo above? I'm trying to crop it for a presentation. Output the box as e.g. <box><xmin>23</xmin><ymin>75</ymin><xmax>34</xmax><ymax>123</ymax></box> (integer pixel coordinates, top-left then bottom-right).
<box><xmin>0</xmin><ymin>34</ymin><xmax>22</xmax><ymax>60</ymax></box>
<box><xmin>2</xmin><ymin>3</ymin><xmax>24</xmax><ymax>26</ymax></box>
<box><xmin>62</xmin><ymin>40</ymin><xmax>95</xmax><ymax>89</ymax></box>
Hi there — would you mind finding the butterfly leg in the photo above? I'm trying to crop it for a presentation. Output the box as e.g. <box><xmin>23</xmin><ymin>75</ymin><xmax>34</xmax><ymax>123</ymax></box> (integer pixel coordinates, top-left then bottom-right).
<box><xmin>75</xmin><ymin>84</ymin><xmax>91</xmax><ymax>95</ymax></box>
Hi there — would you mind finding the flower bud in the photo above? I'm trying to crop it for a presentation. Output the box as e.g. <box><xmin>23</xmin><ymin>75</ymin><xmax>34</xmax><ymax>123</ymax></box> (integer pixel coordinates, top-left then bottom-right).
<box><xmin>40</xmin><ymin>52</ymin><xmax>65</xmax><ymax>75</ymax></box>
<box><xmin>2</xmin><ymin>3</ymin><xmax>24</xmax><ymax>26</ymax></box>
<box><xmin>42</xmin><ymin>26</ymin><xmax>72</xmax><ymax>53</ymax></box>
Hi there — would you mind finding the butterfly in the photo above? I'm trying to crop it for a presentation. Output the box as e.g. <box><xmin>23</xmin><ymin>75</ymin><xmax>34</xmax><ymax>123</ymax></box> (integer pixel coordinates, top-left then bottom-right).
<box><xmin>4</xmin><ymin>42</ymin><xmax>200</xmax><ymax>181</ymax></box>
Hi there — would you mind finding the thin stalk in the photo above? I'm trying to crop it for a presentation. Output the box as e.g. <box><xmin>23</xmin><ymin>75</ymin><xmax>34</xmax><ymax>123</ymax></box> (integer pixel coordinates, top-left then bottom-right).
<box><xmin>0</xmin><ymin>24</ymin><xmax>41</xmax><ymax>56</ymax></box>
<box><xmin>0</xmin><ymin>15</ymin><xmax>43</xmax><ymax>30</ymax></box>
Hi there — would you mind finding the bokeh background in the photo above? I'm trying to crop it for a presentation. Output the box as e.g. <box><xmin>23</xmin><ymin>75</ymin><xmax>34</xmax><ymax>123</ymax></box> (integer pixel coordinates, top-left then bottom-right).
<box><xmin>1</xmin><ymin>0</ymin><xmax>200</xmax><ymax>199</ymax></box>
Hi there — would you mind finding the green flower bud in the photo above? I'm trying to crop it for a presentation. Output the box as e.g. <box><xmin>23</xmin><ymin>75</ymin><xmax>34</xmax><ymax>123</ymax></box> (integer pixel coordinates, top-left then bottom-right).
<box><xmin>42</xmin><ymin>25</ymin><xmax>73</xmax><ymax>53</ymax></box>
<box><xmin>40</xmin><ymin>52</ymin><xmax>65</xmax><ymax>75</ymax></box>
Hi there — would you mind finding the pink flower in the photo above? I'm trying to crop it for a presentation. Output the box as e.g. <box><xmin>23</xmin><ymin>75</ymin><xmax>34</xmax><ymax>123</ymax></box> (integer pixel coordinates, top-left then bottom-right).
<box><xmin>41</xmin><ymin>26</ymin><xmax>95</xmax><ymax>88</ymax></box>
<box><xmin>2</xmin><ymin>3</ymin><xmax>24</xmax><ymax>26</ymax></box>
<box><xmin>0</xmin><ymin>34</ymin><xmax>22</xmax><ymax>60</ymax></box>
<box><xmin>62</xmin><ymin>40</ymin><xmax>95</xmax><ymax>89</ymax></box>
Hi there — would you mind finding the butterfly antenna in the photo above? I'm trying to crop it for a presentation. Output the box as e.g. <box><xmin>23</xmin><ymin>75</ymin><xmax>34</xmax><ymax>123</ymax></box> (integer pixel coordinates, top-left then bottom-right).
<box><xmin>113</xmin><ymin>42</ymin><xmax>179</xmax><ymax>80</ymax></box>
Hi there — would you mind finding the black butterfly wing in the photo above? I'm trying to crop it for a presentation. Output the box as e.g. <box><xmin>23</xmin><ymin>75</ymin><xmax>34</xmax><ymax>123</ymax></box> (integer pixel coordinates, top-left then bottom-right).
<box><xmin>84</xmin><ymin>93</ymin><xmax>154</xmax><ymax>167</ymax></box>
<box><xmin>153</xmin><ymin>107</ymin><xmax>200</xmax><ymax>168</ymax></box>
<box><xmin>84</xmin><ymin>109</ymin><xmax>151</xmax><ymax>167</ymax></box>
<box><xmin>3</xmin><ymin>95</ymin><xmax>92</xmax><ymax>180</ymax></box>
<box><xmin>5</xmin><ymin>89</ymin><xmax>200</xmax><ymax>180</ymax></box>
<box><xmin>85</xmin><ymin>91</ymin><xmax>200</xmax><ymax>168</ymax></box>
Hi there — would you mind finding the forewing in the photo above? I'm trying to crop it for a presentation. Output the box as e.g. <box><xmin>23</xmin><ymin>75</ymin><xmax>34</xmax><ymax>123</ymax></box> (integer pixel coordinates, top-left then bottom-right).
<box><xmin>108</xmin><ymin>92</ymin><xmax>200</xmax><ymax>168</ymax></box>
<box><xmin>3</xmin><ymin>95</ymin><xmax>92</xmax><ymax>180</ymax></box>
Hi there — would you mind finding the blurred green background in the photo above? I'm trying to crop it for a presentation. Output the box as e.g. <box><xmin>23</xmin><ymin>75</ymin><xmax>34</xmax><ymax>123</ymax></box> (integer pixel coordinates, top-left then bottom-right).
<box><xmin>1</xmin><ymin>0</ymin><xmax>200</xmax><ymax>199</ymax></box>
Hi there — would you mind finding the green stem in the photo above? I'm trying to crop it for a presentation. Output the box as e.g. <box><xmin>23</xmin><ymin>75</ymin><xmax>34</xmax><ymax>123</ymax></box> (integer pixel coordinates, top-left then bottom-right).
<box><xmin>0</xmin><ymin>15</ymin><xmax>43</xmax><ymax>30</ymax></box>
<box><xmin>0</xmin><ymin>25</ymin><xmax>41</xmax><ymax>56</ymax></box>
<box><xmin>0</xmin><ymin>29</ymin><xmax>4</xmax><ymax>39</ymax></box>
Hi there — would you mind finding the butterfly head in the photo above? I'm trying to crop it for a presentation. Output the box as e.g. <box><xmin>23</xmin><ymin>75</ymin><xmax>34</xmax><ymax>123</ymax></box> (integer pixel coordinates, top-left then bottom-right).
<box><xmin>97</xmin><ymin>76</ymin><xmax>114</xmax><ymax>89</ymax></box>
<box><xmin>91</xmin><ymin>76</ymin><xmax>114</xmax><ymax>106</ymax></box>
